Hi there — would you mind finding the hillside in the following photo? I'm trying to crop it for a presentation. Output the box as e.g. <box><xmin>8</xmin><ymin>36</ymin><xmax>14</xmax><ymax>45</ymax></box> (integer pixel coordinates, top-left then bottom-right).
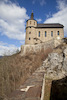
<box><xmin>0</xmin><ymin>47</ymin><xmax>53</xmax><ymax>99</ymax></box>
<box><xmin>0</xmin><ymin>38</ymin><xmax>67</xmax><ymax>100</ymax></box>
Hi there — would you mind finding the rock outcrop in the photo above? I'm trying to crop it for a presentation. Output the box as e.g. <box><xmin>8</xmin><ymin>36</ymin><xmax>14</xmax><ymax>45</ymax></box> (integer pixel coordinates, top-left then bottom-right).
<box><xmin>40</xmin><ymin>45</ymin><xmax>67</xmax><ymax>79</ymax></box>
<box><xmin>63</xmin><ymin>47</ymin><xmax>67</xmax><ymax>72</ymax></box>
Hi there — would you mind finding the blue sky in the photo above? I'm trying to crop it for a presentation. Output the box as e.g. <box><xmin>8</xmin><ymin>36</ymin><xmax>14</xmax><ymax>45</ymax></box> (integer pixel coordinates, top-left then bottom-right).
<box><xmin>0</xmin><ymin>0</ymin><xmax>67</xmax><ymax>55</ymax></box>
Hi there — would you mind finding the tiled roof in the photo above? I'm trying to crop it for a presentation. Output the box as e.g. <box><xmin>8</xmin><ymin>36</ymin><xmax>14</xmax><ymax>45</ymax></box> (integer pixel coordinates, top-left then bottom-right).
<box><xmin>36</xmin><ymin>23</ymin><xmax>64</xmax><ymax>28</ymax></box>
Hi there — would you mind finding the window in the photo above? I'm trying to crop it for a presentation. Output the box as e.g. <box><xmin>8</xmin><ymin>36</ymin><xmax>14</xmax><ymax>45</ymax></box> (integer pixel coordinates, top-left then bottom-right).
<box><xmin>29</xmin><ymin>38</ymin><xmax>30</xmax><ymax>40</ymax></box>
<box><xmin>30</xmin><ymin>27</ymin><xmax>31</xmax><ymax>28</ymax></box>
<box><xmin>30</xmin><ymin>21</ymin><xmax>31</xmax><ymax>24</ymax></box>
<box><xmin>45</xmin><ymin>31</ymin><xmax>47</xmax><ymax>37</ymax></box>
<box><xmin>34</xmin><ymin>22</ymin><xmax>35</xmax><ymax>25</ymax></box>
<box><xmin>51</xmin><ymin>31</ymin><xmax>53</xmax><ymax>37</ymax></box>
<box><xmin>39</xmin><ymin>31</ymin><xmax>40</xmax><ymax>37</ymax></box>
<box><xmin>29</xmin><ymin>32</ymin><xmax>31</xmax><ymax>34</ymax></box>
<box><xmin>58</xmin><ymin>31</ymin><xmax>60</xmax><ymax>35</ymax></box>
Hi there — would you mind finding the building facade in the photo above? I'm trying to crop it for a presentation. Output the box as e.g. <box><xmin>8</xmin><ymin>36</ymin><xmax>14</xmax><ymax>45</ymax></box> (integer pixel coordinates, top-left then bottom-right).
<box><xmin>25</xmin><ymin>12</ymin><xmax>64</xmax><ymax>45</ymax></box>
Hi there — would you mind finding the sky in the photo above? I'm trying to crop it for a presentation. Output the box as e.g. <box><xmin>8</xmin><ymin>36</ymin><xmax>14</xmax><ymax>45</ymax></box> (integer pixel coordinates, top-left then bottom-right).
<box><xmin>0</xmin><ymin>0</ymin><xmax>67</xmax><ymax>55</ymax></box>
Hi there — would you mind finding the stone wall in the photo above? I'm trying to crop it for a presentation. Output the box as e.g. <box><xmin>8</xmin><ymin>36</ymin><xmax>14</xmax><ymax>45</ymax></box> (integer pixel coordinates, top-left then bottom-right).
<box><xmin>21</xmin><ymin>39</ymin><xmax>63</xmax><ymax>56</ymax></box>
<box><xmin>26</xmin><ymin>25</ymin><xmax>64</xmax><ymax>45</ymax></box>
<box><xmin>21</xmin><ymin>39</ymin><xmax>55</xmax><ymax>56</ymax></box>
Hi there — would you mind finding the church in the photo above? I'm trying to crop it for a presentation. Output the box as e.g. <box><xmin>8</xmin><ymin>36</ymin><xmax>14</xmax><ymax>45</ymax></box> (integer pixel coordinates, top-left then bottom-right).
<box><xmin>25</xmin><ymin>12</ymin><xmax>64</xmax><ymax>45</ymax></box>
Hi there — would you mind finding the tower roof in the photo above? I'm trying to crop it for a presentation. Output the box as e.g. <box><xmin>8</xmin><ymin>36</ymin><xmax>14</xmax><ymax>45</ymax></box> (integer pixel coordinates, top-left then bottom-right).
<box><xmin>30</xmin><ymin>11</ymin><xmax>34</xmax><ymax>20</ymax></box>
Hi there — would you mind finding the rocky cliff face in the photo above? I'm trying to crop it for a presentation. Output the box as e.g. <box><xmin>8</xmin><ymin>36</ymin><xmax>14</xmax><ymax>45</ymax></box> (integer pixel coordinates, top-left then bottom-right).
<box><xmin>40</xmin><ymin>45</ymin><xmax>67</xmax><ymax>79</ymax></box>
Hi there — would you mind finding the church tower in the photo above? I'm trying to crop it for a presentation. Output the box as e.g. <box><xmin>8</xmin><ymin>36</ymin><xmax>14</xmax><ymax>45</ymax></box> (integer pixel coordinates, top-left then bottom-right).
<box><xmin>25</xmin><ymin>11</ymin><xmax>37</xmax><ymax>44</ymax></box>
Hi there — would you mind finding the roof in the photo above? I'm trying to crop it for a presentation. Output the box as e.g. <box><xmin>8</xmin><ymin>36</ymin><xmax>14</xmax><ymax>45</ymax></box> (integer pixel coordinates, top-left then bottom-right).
<box><xmin>26</xmin><ymin>19</ymin><xmax>37</xmax><ymax>22</ymax></box>
<box><xmin>31</xmin><ymin>12</ymin><xmax>34</xmax><ymax>20</ymax></box>
<box><xmin>26</xmin><ymin>12</ymin><xmax>37</xmax><ymax>22</ymax></box>
<box><xmin>36</xmin><ymin>23</ymin><xmax>64</xmax><ymax>28</ymax></box>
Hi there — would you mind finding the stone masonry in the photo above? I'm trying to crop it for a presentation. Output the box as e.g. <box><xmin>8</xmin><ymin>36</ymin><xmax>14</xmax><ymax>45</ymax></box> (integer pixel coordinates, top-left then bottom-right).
<box><xmin>21</xmin><ymin>39</ymin><xmax>62</xmax><ymax>56</ymax></box>
<box><xmin>25</xmin><ymin>12</ymin><xmax>64</xmax><ymax>45</ymax></box>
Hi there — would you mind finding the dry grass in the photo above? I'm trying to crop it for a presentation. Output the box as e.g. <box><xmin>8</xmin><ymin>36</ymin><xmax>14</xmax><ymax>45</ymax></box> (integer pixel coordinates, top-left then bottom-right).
<box><xmin>0</xmin><ymin>47</ymin><xmax>53</xmax><ymax>99</ymax></box>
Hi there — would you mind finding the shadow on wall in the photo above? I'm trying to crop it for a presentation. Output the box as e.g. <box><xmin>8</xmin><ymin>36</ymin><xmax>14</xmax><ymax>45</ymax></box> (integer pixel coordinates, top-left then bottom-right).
<box><xmin>50</xmin><ymin>76</ymin><xmax>67</xmax><ymax>100</ymax></box>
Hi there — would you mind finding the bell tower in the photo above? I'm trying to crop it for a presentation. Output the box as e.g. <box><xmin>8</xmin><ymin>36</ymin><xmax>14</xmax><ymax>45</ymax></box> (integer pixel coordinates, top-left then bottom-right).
<box><xmin>25</xmin><ymin>11</ymin><xmax>37</xmax><ymax>44</ymax></box>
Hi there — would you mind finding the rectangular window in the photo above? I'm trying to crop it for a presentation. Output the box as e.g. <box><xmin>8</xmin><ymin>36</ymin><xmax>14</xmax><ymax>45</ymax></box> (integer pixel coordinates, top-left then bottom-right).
<box><xmin>51</xmin><ymin>31</ymin><xmax>53</xmax><ymax>37</ymax></box>
<box><xmin>58</xmin><ymin>31</ymin><xmax>60</xmax><ymax>35</ymax></box>
<box><xmin>39</xmin><ymin>31</ymin><xmax>40</xmax><ymax>37</ymax></box>
<box><xmin>45</xmin><ymin>31</ymin><xmax>47</xmax><ymax>37</ymax></box>
<box><xmin>29</xmin><ymin>38</ymin><xmax>30</xmax><ymax>40</ymax></box>
<box><xmin>29</xmin><ymin>32</ymin><xmax>31</xmax><ymax>34</ymax></box>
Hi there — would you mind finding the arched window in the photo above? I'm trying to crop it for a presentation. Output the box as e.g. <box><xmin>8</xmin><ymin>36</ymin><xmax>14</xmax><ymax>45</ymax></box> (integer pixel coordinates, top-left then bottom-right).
<box><xmin>39</xmin><ymin>31</ymin><xmax>40</xmax><ymax>37</ymax></box>
<box><xmin>45</xmin><ymin>31</ymin><xmax>47</xmax><ymax>37</ymax></box>
<box><xmin>51</xmin><ymin>31</ymin><xmax>53</xmax><ymax>37</ymax></box>
<box><xmin>30</xmin><ymin>21</ymin><xmax>31</xmax><ymax>24</ymax></box>
<box><xmin>58</xmin><ymin>31</ymin><xmax>60</xmax><ymax>35</ymax></box>
<box><xmin>34</xmin><ymin>22</ymin><xmax>35</xmax><ymax>25</ymax></box>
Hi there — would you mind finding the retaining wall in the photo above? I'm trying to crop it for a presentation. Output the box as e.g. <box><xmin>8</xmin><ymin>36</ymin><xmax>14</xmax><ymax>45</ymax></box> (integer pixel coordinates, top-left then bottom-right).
<box><xmin>21</xmin><ymin>39</ymin><xmax>55</xmax><ymax>56</ymax></box>
<box><xmin>21</xmin><ymin>39</ymin><xmax>62</xmax><ymax>56</ymax></box>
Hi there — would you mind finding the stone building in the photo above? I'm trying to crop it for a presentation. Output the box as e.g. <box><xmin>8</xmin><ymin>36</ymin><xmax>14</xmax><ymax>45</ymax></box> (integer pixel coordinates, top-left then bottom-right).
<box><xmin>25</xmin><ymin>12</ymin><xmax>64</xmax><ymax>45</ymax></box>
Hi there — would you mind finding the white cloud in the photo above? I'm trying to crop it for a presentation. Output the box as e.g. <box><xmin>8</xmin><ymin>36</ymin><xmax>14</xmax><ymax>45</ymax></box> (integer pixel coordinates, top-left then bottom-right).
<box><xmin>32</xmin><ymin>0</ymin><xmax>35</xmax><ymax>4</ymax></box>
<box><xmin>0</xmin><ymin>0</ymin><xmax>29</xmax><ymax>40</ymax></box>
<box><xmin>20</xmin><ymin>40</ymin><xmax>25</xmax><ymax>45</ymax></box>
<box><xmin>0</xmin><ymin>41</ymin><xmax>20</xmax><ymax>56</ymax></box>
<box><xmin>40</xmin><ymin>0</ymin><xmax>45</xmax><ymax>6</ymax></box>
<box><xmin>32</xmin><ymin>0</ymin><xmax>46</xmax><ymax>6</ymax></box>
<box><xmin>46</xmin><ymin>12</ymin><xmax>52</xmax><ymax>18</ymax></box>
<box><xmin>56</xmin><ymin>0</ymin><xmax>67</xmax><ymax>10</ymax></box>
<box><xmin>44</xmin><ymin>0</ymin><xmax>67</xmax><ymax>37</ymax></box>
<box><xmin>0</xmin><ymin>0</ymin><xmax>9</xmax><ymax>3</ymax></box>
<box><xmin>36</xmin><ymin>18</ymin><xmax>42</xmax><ymax>22</ymax></box>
